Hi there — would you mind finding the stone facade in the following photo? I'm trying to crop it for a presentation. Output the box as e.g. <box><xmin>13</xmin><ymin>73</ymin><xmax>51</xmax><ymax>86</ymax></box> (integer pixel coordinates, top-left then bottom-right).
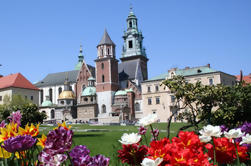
<box><xmin>141</xmin><ymin>65</ymin><xmax>237</xmax><ymax>122</ymax></box>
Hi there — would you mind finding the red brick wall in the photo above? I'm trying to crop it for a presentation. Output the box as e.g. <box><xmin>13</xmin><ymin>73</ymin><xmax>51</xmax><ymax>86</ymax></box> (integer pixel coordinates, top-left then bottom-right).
<box><xmin>76</xmin><ymin>63</ymin><xmax>92</xmax><ymax>102</ymax></box>
<box><xmin>96</xmin><ymin>58</ymin><xmax>119</xmax><ymax>92</ymax></box>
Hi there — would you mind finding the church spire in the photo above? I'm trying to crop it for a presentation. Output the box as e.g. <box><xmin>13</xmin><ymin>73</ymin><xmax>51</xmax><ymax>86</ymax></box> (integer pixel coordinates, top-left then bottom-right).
<box><xmin>75</xmin><ymin>44</ymin><xmax>84</xmax><ymax>70</ymax></box>
<box><xmin>98</xmin><ymin>29</ymin><xmax>115</xmax><ymax>46</ymax></box>
<box><xmin>127</xmin><ymin>5</ymin><xmax>138</xmax><ymax>30</ymax></box>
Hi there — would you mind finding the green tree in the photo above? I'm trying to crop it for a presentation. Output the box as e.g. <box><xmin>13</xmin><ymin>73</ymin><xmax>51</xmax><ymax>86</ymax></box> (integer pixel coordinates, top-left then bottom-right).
<box><xmin>0</xmin><ymin>94</ymin><xmax>46</xmax><ymax>126</ymax></box>
<box><xmin>162</xmin><ymin>76</ymin><xmax>251</xmax><ymax>137</ymax></box>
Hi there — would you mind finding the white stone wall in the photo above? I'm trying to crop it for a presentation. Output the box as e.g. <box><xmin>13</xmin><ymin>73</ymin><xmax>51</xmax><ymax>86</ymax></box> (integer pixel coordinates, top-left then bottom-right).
<box><xmin>141</xmin><ymin>72</ymin><xmax>237</xmax><ymax>123</ymax></box>
<box><xmin>96</xmin><ymin>91</ymin><xmax>115</xmax><ymax>118</ymax></box>
<box><xmin>0</xmin><ymin>87</ymin><xmax>39</xmax><ymax>105</ymax></box>
<box><xmin>134</xmin><ymin>99</ymin><xmax>144</xmax><ymax>120</ymax></box>
<box><xmin>0</xmin><ymin>89</ymin><xmax>12</xmax><ymax>105</ymax></box>
<box><xmin>38</xmin><ymin>83</ymin><xmax>76</xmax><ymax>105</ymax></box>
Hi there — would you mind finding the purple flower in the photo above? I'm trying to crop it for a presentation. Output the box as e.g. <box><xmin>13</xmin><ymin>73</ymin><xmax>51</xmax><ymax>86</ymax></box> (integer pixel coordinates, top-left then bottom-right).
<box><xmin>8</xmin><ymin>111</ymin><xmax>22</xmax><ymax>128</ymax></box>
<box><xmin>239</xmin><ymin>122</ymin><xmax>251</xmax><ymax>134</ymax></box>
<box><xmin>89</xmin><ymin>154</ymin><xmax>109</xmax><ymax>166</ymax></box>
<box><xmin>220</xmin><ymin>125</ymin><xmax>229</xmax><ymax>133</ymax></box>
<box><xmin>70</xmin><ymin>145</ymin><xmax>90</xmax><ymax>159</ymax></box>
<box><xmin>70</xmin><ymin>145</ymin><xmax>91</xmax><ymax>166</ymax></box>
<box><xmin>43</xmin><ymin>126</ymin><xmax>73</xmax><ymax>155</ymax></box>
<box><xmin>138</xmin><ymin>126</ymin><xmax>147</xmax><ymax>135</ymax></box>
<box><xmin>38</xmin><ymin>151</ymin><xmax>67</xmax><ymax>166</ymax></box>
<box><xmin>2</xmin><ymin>135</ymin><xmax>36</xmax><ymax>153</ymax></box>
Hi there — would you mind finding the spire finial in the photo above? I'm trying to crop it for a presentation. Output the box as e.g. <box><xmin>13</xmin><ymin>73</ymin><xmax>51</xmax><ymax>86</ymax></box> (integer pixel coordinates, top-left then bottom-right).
<box><xmin>80</xmin><ymin>43</ymin><xmax>83</xmax><ymax>53</ymax></box>
<box><xmin>130</xmin><ymin>3</ymin><xmax>133</xmax><ymax>11</ymax></box>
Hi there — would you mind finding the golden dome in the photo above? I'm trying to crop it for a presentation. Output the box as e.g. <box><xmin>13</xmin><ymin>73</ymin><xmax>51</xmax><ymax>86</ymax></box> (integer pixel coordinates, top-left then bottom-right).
<box><xmin>58</xmin><ymin>91</ymin><xmax>75</xmax><ymax>99</ymax></box>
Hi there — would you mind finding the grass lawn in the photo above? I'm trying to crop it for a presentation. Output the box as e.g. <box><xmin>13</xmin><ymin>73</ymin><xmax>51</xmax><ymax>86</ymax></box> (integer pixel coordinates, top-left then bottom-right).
<box><xmin>39</xmin><ymin>122</ymin><xmax>191</xmax><ymax>165</ymax></box>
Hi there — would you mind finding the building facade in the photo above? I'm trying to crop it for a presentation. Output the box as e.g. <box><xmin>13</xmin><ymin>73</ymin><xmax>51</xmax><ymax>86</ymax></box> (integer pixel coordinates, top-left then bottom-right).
<box><xmin>37</xmin><ymin>9</ymin><xmax>147</xmax><ymax>124</ymax></box>
<box><xmin>141</xmin><ymin>65</ymin><xmax>237</xmax><ymax>122</ymax></box>
<box><xmin>0</xmin><ymin>73</ymin><xmax>39</xmax><ymax>105</ymax></box>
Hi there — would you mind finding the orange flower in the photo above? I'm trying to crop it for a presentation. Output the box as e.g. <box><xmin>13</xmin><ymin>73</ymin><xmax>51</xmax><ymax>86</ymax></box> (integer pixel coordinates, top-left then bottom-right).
<box><xmin>37</xmin><ymin>134</ymin><xmax>47</xmax><ymax>149</ymax></box>
<box><xmin>54</xmin><ymin>121</ymin><xmax>71</xmax><ymax>130</ymax></box>
<box><xmin>0</xmin><ymin>123</ymin><xmax>19</xmax><ymax>142</ymax></box>
<box><xmin>19</xmin><ymin>123</ymin><xmax>40</xmax><ymax>137</ymax></box>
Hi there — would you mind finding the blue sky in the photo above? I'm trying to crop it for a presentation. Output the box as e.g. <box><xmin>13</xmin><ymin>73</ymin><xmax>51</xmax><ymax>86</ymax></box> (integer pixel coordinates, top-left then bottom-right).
<box><xmin>0</xmin><ymin>0</ymin><xmax>250</xmax><ymax>83</ymax></box>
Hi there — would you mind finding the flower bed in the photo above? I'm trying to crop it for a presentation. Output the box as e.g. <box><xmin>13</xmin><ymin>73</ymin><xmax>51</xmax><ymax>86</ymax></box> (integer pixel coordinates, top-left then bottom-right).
<box><xmin>0</xmin><ymin>111</ymin><xmax>109</xmax><ymax>166</ymax></box>
<box><xmin>117</xmin><ymin>114</ymin><xmax>251</xmax><ymax>166</ymax></box>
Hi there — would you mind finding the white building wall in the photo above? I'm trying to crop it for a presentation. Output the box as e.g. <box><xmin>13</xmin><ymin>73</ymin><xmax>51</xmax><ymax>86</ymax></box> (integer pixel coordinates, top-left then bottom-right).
<box><xmin>38</xmin><ymin>83</ymin><xmax>76</xmax><ymax>106</ymax></box>
<box><xmin>96</xmin><ymin>91</ymin><xmax>115</xmax><ymax>123</ymax></box>
<box><xmin>0</xmin><ymin>89</ymin><xmax>12</xmax><ymax>105</ymax></box>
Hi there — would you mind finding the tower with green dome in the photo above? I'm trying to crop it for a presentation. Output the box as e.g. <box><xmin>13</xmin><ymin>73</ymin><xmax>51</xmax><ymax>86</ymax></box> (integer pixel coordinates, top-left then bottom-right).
<box><xmin>119</xmin><ymin>7</ymin><xmax>149</xmax><ymax>82</ymax></box>
<box><xmin>75</xmin><ymin>44</ymin><xmax>84</xmax><ymax>70</ymax></box>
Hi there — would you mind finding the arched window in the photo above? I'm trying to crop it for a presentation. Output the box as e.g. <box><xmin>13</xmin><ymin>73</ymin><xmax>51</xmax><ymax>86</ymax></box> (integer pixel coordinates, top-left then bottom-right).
<box><xmin>51</xmin><ymin>109</ymin><xmax>55</xmax><ymax>119</ymax></box>
<box><xmin>102</xmin><ymin>75</ymin><xmax>105</xmax><ymax>82</ymax></box>
<box><xmin>40</xmin><ymin>90</ymin><xmax>43</xmax><ymax>104</ymax></box>
<box><xmin>58</xmin><ymin>87</ymin><xmax>62</xmax><ymax>95</ymax></box>
<box><xmin>49</xmin><ymin>88</ymin><xmax>53</xmax><ymax>102</ymax></box>
<box><xmin>102</xmin><ymin>105</ymin><xmax>106</xmax><ymax>113</ymax></box>
<box><xmin>101</xmin><ymin>49</ymin><xmax>103</xmax><ymax>56</ymax></box>
<box><xmin>135</xmin><ymin>102</ymin><xmax>140</xmax><ymax>111</ymax></box>
<box><xmin>129</xmin><ymin>21</ymin><xmax>132</xmax><ymax>28</ymax></box>
<box><xmin>107</xmin><ymin>48</ymin><xmax>110</xmax><ymax>55</ymax></box>
<box><xmin>101</xmin><ymin>63</ymin><xmax>104</xmax><ymax>70</ymax></box>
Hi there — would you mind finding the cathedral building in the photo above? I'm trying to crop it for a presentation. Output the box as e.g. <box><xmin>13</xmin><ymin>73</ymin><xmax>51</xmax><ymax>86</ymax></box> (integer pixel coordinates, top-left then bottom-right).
<box><xmin>37</xmin><ymin>9</ymin><xmax>148</xmax><ymax>124</ymax></box>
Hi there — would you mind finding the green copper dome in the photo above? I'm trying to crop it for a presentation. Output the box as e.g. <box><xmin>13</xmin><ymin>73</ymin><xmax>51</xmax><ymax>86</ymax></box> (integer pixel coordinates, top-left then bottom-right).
<box><xmin>75</xmin><ymin>62</ymin><xmax>83</xmax><ymax>70</ymax></box>
<box><xmin>41</xmin><ymin>100</ymin><xmax>53</xmax><ymax>107</ymax></box>
<box><xmin>82</xmin><ymin>87</ymin><xmax>96</xmax><ymax>96</ymax></box>
<box><xmin>115</xmin><ymin>90</ymin><xmax>127</xmax><ymax>96</ymax></box>
<box><xmin>88</xmin><ymin>77</ymin><xmax>95</xmax><ymax>81</ymax></box>
<box><xmin>125</xmin><ymin>88</ymin><xmax>133</xmax><ymax>93</ymax></box>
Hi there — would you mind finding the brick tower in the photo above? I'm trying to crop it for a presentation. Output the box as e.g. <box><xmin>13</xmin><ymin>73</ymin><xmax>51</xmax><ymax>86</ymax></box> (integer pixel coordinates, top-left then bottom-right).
<box><xmin>95</xmin><ymin>29</ymin><xmax>119</xmax><ymax>122</ymax></box>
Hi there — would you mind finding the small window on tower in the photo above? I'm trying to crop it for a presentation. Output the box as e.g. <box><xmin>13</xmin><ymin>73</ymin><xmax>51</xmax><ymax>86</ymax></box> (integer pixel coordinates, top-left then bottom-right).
<box><xmin>102</xmin><ymin>75</ymin><xmax>105</xmax><ymax>82</ymax></box>
<box><xmin>101</xmin><ymin>63</ymin><xmax>104</xmax><ymax>69</ymax></box>
<box><xmin>129</xmin><ymin>21</ymin><xmax>132</xmax><ymax>28</ymax></box>
<box><xmin>107</xmin><ymin>48</ymin><xmax>110</xmax><ymax>55</ymax></box>
<box><xmin>128</xmin><ymin>40</ymin><xmax>133</xmax><ymax>48</ymax></box>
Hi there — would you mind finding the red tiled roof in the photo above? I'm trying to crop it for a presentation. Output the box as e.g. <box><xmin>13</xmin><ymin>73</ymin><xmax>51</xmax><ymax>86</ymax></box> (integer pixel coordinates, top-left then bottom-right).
<box><xmin>0</xmin><ymin>73</ymin><xmax>39</xmax><ymax>90</ymax></box>
<box><xmin>236</xmin><ymin>74</ymin><xmax>251</xmax><ymax>84</ymax></box>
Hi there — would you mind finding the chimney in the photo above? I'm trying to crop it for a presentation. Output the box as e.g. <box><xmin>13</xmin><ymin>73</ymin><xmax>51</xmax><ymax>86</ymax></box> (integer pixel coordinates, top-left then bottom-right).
<box><xmin>207</xmin><ymin>64</ymin><xmax>210</xmax><ymax>68</ymax></box>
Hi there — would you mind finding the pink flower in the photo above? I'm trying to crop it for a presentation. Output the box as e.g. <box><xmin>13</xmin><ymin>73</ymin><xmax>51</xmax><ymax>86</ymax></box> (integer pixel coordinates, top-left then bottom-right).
<box><xmin>138</xmin><ymin>126</ymin><xmax>147</xmax><ymax>135</ymax></box>
<box><xmin>8</xmin><ymin>111</ymin><xmax>22</xmax><ymax>128</ymax></box>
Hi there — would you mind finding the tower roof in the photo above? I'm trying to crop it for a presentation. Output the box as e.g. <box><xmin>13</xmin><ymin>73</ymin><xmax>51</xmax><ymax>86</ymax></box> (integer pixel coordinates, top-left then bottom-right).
<box><xmin>98</xmin><ymin>29</ymin><xmax>115</xmax><ymax>46</ymax></box>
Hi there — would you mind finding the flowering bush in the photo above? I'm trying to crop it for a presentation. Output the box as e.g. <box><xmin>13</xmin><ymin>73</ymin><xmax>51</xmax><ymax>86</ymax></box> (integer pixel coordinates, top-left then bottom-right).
<box><xmin>0</xmin><ymin>111</ymin><xmax>109</xmax><ymax>166</ymax></box>
<box><xmin>117</xmin><ymin>121</ymin><xmax>251</xmax><ymax>166</ymax></box>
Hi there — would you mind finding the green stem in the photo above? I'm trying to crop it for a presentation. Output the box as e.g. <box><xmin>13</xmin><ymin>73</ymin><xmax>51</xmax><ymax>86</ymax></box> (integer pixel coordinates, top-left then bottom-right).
<box><xmin>143</xmin><ymin>134</ymin><xmax>148</xmax><ymax>146</ymax></box>
<box><xmin>149</xmin><ymin>124</ymin><xmax>156</xmax><ymax>141</ymax></box>
<box><xmin>66</xmin><ymin>151</ymin><xmax>74</xmax><ymax>166</ymax></box>
<box><xmin>234</xmin><ymin>141</ymin><xmax>240</xmax><ymax>166</ymax></box>
<box><xmin>212</xmin><ymin>137</ymin><xmax>217</xmax><ymax>166</ymax></box>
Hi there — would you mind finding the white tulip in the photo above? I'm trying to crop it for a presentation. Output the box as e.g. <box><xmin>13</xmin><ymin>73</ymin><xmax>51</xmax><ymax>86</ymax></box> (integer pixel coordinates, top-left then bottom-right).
<box><xmin>199</xmin><ymin>125</ymin><xmax>222</xmax><ymax>138</ymax></box>
<box><xmin>139</xmin><ymin>114</ymin><xmax>158</xmax><ymax>126</ymax></box>
<box><xmin>224</xmin><ymin>128</ymin><xmax>244</xmax><ymax>139</ymax></box>
<box><xmin>141</xmin><ymin>158</ymin><xmax>163</xmax><ymax>166</ymax></box>
<box><xmin>199</xmin><ymin>135</ymin><xmax>212</xmax><ymax>143</ymax></box>
<box><xmin>240</xmin><ymin>134</ymin><xmax>251</xmax><ymax>145</ymax></box>
<box><xmin>119</xmin><ymin>133</ymin><xmax>141</xmax><ymax>145</ymax></box>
